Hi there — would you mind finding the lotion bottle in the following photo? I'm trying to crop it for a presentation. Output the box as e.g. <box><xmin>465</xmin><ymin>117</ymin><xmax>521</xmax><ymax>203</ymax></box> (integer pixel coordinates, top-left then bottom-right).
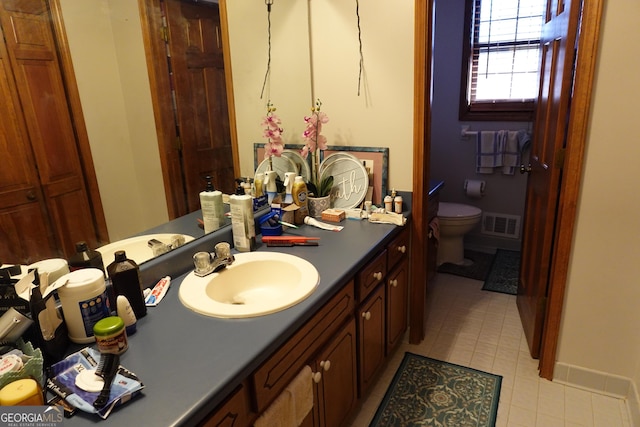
<box><xmin>200</xmin><ymin>176</ymin><xmax>224</xmax><ymax>234</ymax></box>
<box><xmin>229</xmin><ymin>194</ymin><xmax>256</xmax><ymax>252</ymax></box>
<box><xmin>292</xmin><ymin>176</ymin><xmax>309</xmax><ymax>224</ymax></box>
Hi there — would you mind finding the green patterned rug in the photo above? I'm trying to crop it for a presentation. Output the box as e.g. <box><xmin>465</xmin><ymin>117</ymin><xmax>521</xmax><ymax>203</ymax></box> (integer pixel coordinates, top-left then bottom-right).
<box><xmin>482</xmin><ymin>249</ymin><xmax>521</xmax><ymax>295</ymax></box>
<box><xmin>370</xmin><ymin>353</ymin><xmax>502</xmax><ymax>427</ymax></box>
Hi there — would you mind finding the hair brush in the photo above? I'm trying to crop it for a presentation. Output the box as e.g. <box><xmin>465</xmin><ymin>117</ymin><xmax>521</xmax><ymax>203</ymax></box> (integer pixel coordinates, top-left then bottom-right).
<box><xmin>93</xmin><ymin>353</ymin><xmax>120</xmax><ymax>409</ymax></box>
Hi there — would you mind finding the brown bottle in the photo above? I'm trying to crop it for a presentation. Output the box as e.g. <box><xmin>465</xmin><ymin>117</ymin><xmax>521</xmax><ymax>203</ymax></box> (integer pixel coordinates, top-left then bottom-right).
<box><xmin>107</xmin><ymin>251</ymin><xmax>146</xmax><ymax>319</ymax></box>
<box><xmin>69</xmin><ymin>241</ymin><xmax>105</xmax><ymax>275</ymax></box>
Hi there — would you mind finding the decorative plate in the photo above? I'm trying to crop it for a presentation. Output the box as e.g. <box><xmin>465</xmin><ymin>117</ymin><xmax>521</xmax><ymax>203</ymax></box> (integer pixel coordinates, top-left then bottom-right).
<box><xmin>254</xmin><ymin>155</ymin><xmax>297</xmax><ymax>182</ymax></box>
<box><xmin>319</xmin><ymin>153</ymin><xmax>369</xmax><ymax>209</ymax></box>
<box><xmin>282</xmin><ymin>150</ymin><xmax>311</xmax><ymax>181</ymax></box>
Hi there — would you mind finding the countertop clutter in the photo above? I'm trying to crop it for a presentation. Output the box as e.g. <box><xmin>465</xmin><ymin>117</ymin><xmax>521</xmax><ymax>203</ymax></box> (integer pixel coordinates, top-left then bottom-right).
<box><xmin>0</xmin><ymin>189</ymin><xmax>439</xmax><ymax>425</ymax></box>
<box><xmin>64</xmin><ymin>207</ymin><xmax>409</xmax><ymax>426</ymax></box>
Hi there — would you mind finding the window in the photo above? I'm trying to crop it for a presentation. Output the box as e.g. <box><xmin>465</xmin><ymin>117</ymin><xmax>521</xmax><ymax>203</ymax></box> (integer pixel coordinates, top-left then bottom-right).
<box><xmin>460</xmin><ymin>0</ymin><xmax>546</xmax><ymax>121</ymax></box>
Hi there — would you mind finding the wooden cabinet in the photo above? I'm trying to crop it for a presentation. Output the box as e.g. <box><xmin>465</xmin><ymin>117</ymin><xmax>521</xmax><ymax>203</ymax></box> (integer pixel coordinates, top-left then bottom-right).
<box><xmin>251</xmin><ymin>283</ymin><xmax>355</xmax><ymax>414</ymax></box>
<box><xmin>357</xmin><ymin>285</ymin><xmax>385</xmax><ymax>395</ymax></box>
<box><xmin>386</xmin><ymin>257</ymin><xmax>409</xmax><ymax>353</ymax></box>
<box><xmin>204</xmin><ymin>225</ymin><xmax>412</xmax><ymax>427</ymax></box>
<box><xmin>200</xmin><ymin>384</ymin><xmax>252</xmax><ymax>427</ymax></box>
<box><xmin>308</xmin><ymin>319</ymin><xmax>358</xmax><ymax>427</ymax></box>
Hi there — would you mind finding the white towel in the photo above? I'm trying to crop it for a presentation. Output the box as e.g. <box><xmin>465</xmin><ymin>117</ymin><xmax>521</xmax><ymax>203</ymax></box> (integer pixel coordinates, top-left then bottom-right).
<box><xmin>285</xmin><ymin>366</ymin><xmax>314</xmax><ymax>426</ymax></box>
<box><xmin>502</xmin><ymin>130</ymin><xmax>532</xmax><ymax>175</ymax></box>
<box><xmin>254</xmin><ymin>366</ymin><xmax>314</xmax><ymax>427</ymax></box>
<box><xmin>502</xmin><ymin>131</ymin><xmax>520</xmax><ymax>175</ymax></box>
<box><xmin>253</xmin><ymin>386</ymin><xmax>295</xmax><ymax>427</ymax></box>
<box><xmin>476</xmin><ymin>131</ymin><xmax>505</xmax><ymax>174</ymax></box>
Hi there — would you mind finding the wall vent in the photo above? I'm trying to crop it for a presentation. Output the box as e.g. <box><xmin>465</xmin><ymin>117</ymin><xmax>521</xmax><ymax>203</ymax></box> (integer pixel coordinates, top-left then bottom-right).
<box><xmin>481</xmin><ymin>212</ymin><xmax>521</xmax><ymax>239</ymax></box>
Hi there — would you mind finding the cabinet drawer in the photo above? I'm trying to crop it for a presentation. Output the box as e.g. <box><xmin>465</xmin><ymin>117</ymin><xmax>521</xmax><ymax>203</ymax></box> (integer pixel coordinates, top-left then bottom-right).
<box><xmin>386</xmin><ymin>226</ymin><xmax>410</xmax><ymax>271</ymax></box>
<box><xmin>201</xmin><ymin>383</ymin><xmax>251</xmax><ymax>427</ymax></box>
<box><xmin>357</xmin><ymin>250</ymin><xmax>387</xmax><ymax>302</ymax></box>
<box><xmin>251</xmin><ymin>281</ymin><xmax>355</xmax><ymax>413</ymax></box>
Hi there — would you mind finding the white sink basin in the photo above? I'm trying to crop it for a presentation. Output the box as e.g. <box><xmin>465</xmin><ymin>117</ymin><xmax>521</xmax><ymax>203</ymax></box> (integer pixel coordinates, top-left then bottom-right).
<box><xmin>179</xmin><ymin>252</ymin><xmax>319</xmax><ymax>318</ymax></box>
<box><xmin>98</xmin><ymin>233</ymin><xmax>194</xmax><ymax>267</ymax></box>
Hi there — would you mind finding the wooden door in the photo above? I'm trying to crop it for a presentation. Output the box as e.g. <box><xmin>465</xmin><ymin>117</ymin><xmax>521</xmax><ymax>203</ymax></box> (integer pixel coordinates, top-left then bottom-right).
<box><xmin>0</xmin><ymin>0</ymin><xmax>105</xmax><ymax>263</ymax></box>
<box><xmin>517</xmin><ymin>0</ymin><xmax>581</xmax><ymax>358</ymax></box>
<box><xmin>164</xmin><ymin>0</ymin><xmax>236</xmax><ymax>212</ymax></box>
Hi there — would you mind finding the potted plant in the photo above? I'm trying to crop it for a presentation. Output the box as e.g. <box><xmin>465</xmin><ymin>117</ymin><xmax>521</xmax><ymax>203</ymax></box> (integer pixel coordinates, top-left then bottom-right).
<box><xmin>301</xmin><ymin>100</ymin><xmax>333</xmax><ymax>216</ymax></box>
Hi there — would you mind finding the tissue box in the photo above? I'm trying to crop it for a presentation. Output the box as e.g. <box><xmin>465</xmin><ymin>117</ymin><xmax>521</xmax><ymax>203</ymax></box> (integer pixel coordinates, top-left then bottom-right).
<box><xmin>321</xmin><ymin>209</ymin><xmax>345</xmax><ymax>223</ymax></box>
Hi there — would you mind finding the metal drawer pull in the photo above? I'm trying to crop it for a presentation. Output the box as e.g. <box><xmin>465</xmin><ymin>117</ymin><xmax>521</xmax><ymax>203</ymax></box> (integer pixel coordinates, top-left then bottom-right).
<box><xmin>320</xmin><ymin>360</ymin><xmax>331</xmax><ymax>371</ymax></box>
<box><xmin>390</xmin><ymin>279</ymin><xmax>398</xmax><ymax>288</ymax></box>
<box><xmin>397</xmin><ymin>245</ymin><xmax>406</xmax><ymax>253</ymax></box>
<box><xmin>361</xmin><ymin>311</ymin><xmax>371</xmax><ymax>320</ymax></box>
<box><xmin>312</xmin><ymin>372</ymin><xmax>322</xmax><ymax>383</ymax></box>
<box><xmin>373</xmin><ymin>272</ymin><xmax>382</xmax><ymax>281</ymax></box>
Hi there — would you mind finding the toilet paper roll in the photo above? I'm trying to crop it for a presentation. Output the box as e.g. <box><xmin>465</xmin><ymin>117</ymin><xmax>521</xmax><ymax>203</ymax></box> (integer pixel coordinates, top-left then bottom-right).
<box><xmin>464</xmin><ymin>179</ymin><xmax>485</xmax><ymax>198</ymax></box>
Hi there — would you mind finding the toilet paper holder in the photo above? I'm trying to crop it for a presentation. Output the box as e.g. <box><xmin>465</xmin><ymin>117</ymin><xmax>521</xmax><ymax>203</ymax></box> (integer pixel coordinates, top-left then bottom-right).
<box><xmin>464</xmin><ymin>179</ymin><xmax>485</xmax><ymax>198</ymax></box>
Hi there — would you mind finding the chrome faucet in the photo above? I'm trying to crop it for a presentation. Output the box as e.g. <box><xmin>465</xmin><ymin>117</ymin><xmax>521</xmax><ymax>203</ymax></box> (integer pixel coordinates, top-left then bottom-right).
<box><xmin>193</xmin><ymin>242</ymin><xmax>235</xmax><ymax>277</ymax></box>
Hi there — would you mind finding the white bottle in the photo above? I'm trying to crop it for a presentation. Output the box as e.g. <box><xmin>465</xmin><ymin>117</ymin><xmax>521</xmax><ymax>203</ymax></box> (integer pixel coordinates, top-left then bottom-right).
<box><xmin>265</xmin><ymin>170</ymin><xmax>278</xmax><ymax>204</ymax></box>
<box><xmin>283</xmin><ymin>172</ymin><xmax>296</xmax><ymax>204</ymax></box>
<box><xmin>229</xmin><ymin>194</ymin><xmax>256</xmax><ymax>252</ymax></box>
<box><xmin>200</xmin><ymin>176</ymin><xmax>224</xmax><ymax>234</ymax></box>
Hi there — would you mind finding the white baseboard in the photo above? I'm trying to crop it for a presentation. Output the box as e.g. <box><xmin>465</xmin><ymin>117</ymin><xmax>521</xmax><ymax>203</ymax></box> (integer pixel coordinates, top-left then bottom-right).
<box><xmin>554</xmin><ymin>361</ymin><xmax>638</xmax><ymax>426</ymax></box>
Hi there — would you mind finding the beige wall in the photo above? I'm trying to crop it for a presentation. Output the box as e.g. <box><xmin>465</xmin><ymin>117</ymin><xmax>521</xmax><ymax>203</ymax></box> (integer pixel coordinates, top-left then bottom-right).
<box><xmin>557</xmin><ymin>0</ymin><xmax>640</xmax><ymax>387</ymax></box>
<box><xmin>231</xmin><ymin>0</ymin><xmax>415</xmax><ymax>192</ymax></box>
<box><xmin>60</xmin><ymin>0</ymin><xmax>167</xmax><ymax>242</ymax></box>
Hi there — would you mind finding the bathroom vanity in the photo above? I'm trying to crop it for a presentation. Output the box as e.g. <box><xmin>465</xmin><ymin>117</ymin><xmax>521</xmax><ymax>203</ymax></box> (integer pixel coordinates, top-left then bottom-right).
<box><xmin>56</xmin><ymin>188</ymin><xmax>438</xmax><ymax>426</ymax></box>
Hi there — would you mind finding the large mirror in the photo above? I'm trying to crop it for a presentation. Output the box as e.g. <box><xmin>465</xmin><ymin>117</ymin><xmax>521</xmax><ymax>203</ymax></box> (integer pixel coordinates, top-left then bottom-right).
<box><xmin>56</xmin><ymin>0</ymin><xmax>312</xmax><ymax>262</ymax></box>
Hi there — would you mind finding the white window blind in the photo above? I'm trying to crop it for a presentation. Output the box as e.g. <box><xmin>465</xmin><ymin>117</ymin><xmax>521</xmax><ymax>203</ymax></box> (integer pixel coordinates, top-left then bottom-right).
<box><xmin>470</xmin><ymin>0</ymin><xmax>546</xmax><ymax>102</ymax></box>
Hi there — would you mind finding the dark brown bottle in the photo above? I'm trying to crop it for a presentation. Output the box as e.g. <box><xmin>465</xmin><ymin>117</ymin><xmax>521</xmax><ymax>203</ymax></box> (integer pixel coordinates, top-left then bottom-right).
<box><xmin>68</xmin><ymin>241</ymin><xmax>105</xmax><ymax>275</ymax></box>
<box><xmin>107</xmin><ymin>251</ymin><xmax>146</xmax><ymax>319</ymax></box>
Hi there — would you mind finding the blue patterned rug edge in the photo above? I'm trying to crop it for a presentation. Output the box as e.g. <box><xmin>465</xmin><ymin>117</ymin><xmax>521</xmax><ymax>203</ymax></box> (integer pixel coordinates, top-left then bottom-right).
<box><xmin>482</xmin><ymin>249</ymin><xmax>521</xmax><ymax>295</ymax></box>
<box><xmin>369</xmin><ymin>352</ymin><xmax>502</xmax><ymax>427</ymax></box>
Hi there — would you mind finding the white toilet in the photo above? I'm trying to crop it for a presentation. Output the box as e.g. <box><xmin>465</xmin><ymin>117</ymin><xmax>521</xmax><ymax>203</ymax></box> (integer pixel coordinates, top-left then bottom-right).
<box><xmin>437</xmin><ymin>202</ymin><xmax>482</xmax><ymax>266</ymax></box>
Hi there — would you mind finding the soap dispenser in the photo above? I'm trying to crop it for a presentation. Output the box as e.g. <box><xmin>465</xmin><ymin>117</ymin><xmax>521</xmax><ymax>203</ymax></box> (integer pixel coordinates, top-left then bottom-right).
<box><xmin>283</xmin><ymin>172</ymin><xmax>295</xmax><ymax>204</ymax></box>
<box><xmin>265</xmin><ymin>170</ymin><xmax>278</xmax><ymax>204</ymax></box>
<box><xmin>200</xmin><ymin>176</ymin><xmax>224</xmax><ymax>234</ymax></box>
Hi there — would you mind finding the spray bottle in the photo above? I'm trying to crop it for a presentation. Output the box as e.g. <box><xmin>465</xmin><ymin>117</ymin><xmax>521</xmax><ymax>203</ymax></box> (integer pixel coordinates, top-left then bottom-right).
<box><xmin>283</xmin><ymin>172</ymin><xmax>295</xmax><ymax>204</ymax></box>
<box><xmin>265</xmin><ymin>170</ymin><xmax>278</xmax><ymax>204</ymax></box>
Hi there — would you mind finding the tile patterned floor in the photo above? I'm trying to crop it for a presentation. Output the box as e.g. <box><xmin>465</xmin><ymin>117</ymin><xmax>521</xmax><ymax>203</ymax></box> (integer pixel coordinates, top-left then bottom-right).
<box><xmin>349</xmin><ymin>273</ymin><xmax>632</xmax><ymax>427</ymax></box>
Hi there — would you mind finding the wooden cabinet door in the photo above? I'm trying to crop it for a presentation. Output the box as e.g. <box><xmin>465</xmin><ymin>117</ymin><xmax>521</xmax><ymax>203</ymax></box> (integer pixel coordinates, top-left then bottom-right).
<box><xmin>357</xmin><ymin>285</ymin><xmax>385</xmax><ymax>396</ymax></box>
<box><xmin>201</xmin><ymin>384</ymin><xmax>251</xmax><ymax>427</ymax></box>
<box><xmin>0</xmin><ymin>0</ymin><xmax>103</xmax><ymax>262</ymax></box>
<box><xmin>313</xmin><ymin>319</ymin><xmax>357</xmax><ymax>427</ymax></box>
<box><xmin>386</xmin><ymin>257</ymin><xmax>409</xmax><ymax>353</ymax></box>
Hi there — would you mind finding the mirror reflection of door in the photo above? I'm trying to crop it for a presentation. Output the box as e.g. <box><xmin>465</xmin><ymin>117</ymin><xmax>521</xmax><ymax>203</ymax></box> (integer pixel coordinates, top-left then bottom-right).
<box><xmin>0</xmin><ymin>0</ymin><xmax>108</xmax><ymax>264</ymax></box>
<box><xmin>141</xmin><ymin>0</ymin><xmax>237</xmax><ymax>219</ymax></box>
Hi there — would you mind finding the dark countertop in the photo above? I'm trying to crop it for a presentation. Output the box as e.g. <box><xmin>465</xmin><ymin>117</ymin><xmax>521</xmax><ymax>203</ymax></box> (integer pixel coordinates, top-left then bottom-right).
<box><xmin>64</xmin><ymin>193</ymin><xmax>418</xmax><ymax>426</ymax></box>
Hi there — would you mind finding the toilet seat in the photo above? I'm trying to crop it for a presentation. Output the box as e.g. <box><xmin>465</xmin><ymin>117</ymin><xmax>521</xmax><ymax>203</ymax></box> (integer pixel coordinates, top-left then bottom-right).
<box><xmin>438</xmin><ymin>202</ymin><xmax>481</xmax><ymax>219</ymax></box>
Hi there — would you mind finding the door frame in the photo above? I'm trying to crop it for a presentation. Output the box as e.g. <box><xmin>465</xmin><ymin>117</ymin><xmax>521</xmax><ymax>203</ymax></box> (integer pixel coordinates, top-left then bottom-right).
<box><xmin>411</xmin><ymin>0</ymin><xmax>604</xmax><ymax>379</ymax></box>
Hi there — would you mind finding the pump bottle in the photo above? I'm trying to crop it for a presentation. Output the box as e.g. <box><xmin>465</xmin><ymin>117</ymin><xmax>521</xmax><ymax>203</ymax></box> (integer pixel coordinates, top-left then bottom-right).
<box><xmin>68</xmin><ymin>241</ymin><xmax>104</xmax><ymax>275</ymax></box>
<box><xmin>200</xmin><ymin>176</ymin><xmax>224</xmax><ymax>234</ymax></box>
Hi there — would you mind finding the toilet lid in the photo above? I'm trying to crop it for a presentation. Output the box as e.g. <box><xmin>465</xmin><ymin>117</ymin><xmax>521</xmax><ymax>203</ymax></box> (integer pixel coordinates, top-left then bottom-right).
<box><xmin>438</xmin><ymin>202</ymin><xmax>482</xmax><ymax>218</ymax></box>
